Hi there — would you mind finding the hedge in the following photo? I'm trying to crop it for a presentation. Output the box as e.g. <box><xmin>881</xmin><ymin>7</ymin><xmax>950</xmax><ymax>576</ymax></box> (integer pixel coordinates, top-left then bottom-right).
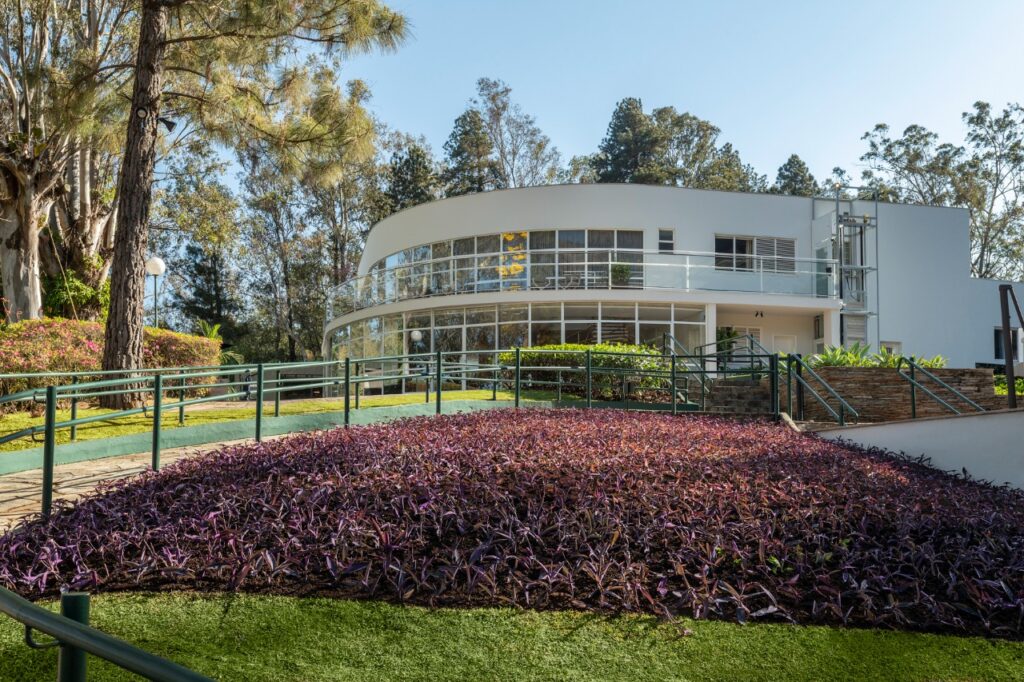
<box><xmin>0</xmin><ymin>319</ymin><xmax>221</xmax><ymax>405</ymax></box>
<box><xmin>497</xmin><ymin>343</ymin><xmax>666</xmax><ymax>400</ymax></box>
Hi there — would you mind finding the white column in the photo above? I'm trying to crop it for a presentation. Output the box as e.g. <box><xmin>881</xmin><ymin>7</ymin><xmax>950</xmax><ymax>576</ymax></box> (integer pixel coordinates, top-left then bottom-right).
<box><xmin>823</xmin><ymin>309</ymin><xmax>841</xmax><ymax>349</ymax></box>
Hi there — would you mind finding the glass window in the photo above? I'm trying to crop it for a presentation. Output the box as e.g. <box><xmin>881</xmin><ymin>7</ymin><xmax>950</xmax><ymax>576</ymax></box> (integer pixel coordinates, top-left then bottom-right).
<box><xmin>532</xmin><ymin>304</ymin><xmax>561</xmax><ymax>321</ymax></box>
<box><xmin>433</xmin><ymin>327</ymin><xmax>462</xmax><ymax>353</ymax></box>
<box><xmin>994</xmin><ymin>328</ymin><xmax>1020</xmax><ymax>361</ymax></box>
<box><xmin>673</xmin><ymin>324</ymin><xmax>704</xmax><ymax>352</ymax></box>
<box><xmin>502</xmin><ymin>231</ymin><xmax>527</xmax><ymax>251</ymax></box>
<box><xmin>588</xmin><ymin>230</ymin><xmax>614</xmax><ymax>248</ymax></box>
<box><xmin>600</xmin><ymin>321</ymin><xmax>635</xmax><ymax>345</ymax></box>
<box><xmin>658</xmin><ymin>229</ymin><xmax>674</xmax><ymax>253</ymax></box>
<box><xmin>499</xmin><ymin>305</ymin><xmax>529</xmax><ymax>322</ymax></box>
<box><xmin>715</xmin><ymin>235</ymin><xmax>753</xmax><ymax>271</ymax></box>
<box><xmin>675</xmin><ymin>306</ymin><xmax>705</xmax><ymax>322</ymax></box>
<box><xmin>412</xmin><ymin>245</ymin><xmax>431</xmax><ymax>262</ymax></box>
<box><xmin>383</xmin><ymin>314</ymin><xmax>403</xmax><ymax>333</ymax></box>
<box><xmin>453</xmin><ymin>237</ymin><xmax>475</xmax><ymax>256</ymax></box>
<box><xmin>638</xmin><ymin>305</ymin><xmax>671</xmax><ymax>321</ymax></box>
<box><xmin>565</xmin><ymin>322</ymin><xmax>597</xmax><ymax>344</ymax></box>
<box><xmin>476</xmin><ymin>234</ymin><xmax>500</xmax><ymax>254</ymax></box>
<box><xmin>530</xmin><ymin>252</ymin><xmax>555</xmax><ymax>288</ymax></box>
<box><xmin>466</xmin><ymin>306</ymin><xmax>496</xmax><ymax>324</ymax></box>
<box><xmin>616</xmin><ymin>230</ymin><xmax>643</xmax><ymax>250</ymax></box>
<box><xmin>434</xmin><ymin>308</ymin><xmax>464</xmax><ymax>327</ymax></box>
<box><xmin>466</xmin><ymin>325</ymin><xmax>497</xmax><ymax>351</ymax></box>
<box><xmin>602</xmin><ymin>304</ymin><xmax>635</xmax><ymax>321</ymax></box>
<box><xmin>530</xmin><ymin>230</ymin><xmax>556</xmax><ymax>250</ymax></box>
<box><xmin>499</xmin><ymin>323</ymin><xmax>529</xmax><ymax>348</ymax></box>
<box><xmin>531</xmin><ymin>322</ymin><xmax>562</xmax><ymax>346</ymax></box>
<box><xmin>558</xmin><ymin>230</ymin><xmax>586</xmax><ymax>249</ymax></box>
<box><xmin>639</xmin><ymin>323</ymin><xmax>670</xmax><ymax>348</ymax></box>
<box><xmin>431</xmin><ymin>241</ymin><xmax>451</xmax><ymax>259</ymax></box>
<box><xmin>476</xmin><ymin>254</ymin><xmax>499</xmax><ymax>291</ymax></box>
<box><xmin>564</xmin><ymin>303</ymin><xmax>599</xmax><ymax>320</ymax></box>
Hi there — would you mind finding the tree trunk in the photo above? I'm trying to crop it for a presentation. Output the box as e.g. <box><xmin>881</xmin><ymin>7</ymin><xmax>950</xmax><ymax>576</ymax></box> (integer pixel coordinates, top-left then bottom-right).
<box><xmin>0</xmin><ymin>193</ymin><xmax>45</xmax><ymax>322</ymax></box>
<box><xmin>101</xmin><ymin>1</ymin><xmax>169</xmax><ymax>408</ymax></box>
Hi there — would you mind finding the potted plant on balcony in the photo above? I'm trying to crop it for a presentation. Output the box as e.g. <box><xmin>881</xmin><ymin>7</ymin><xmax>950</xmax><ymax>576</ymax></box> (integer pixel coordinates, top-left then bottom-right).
<box><xmin>611</xmin><ymin>263</ymin><xmax>633</xmax><ymax>288</ymax></box>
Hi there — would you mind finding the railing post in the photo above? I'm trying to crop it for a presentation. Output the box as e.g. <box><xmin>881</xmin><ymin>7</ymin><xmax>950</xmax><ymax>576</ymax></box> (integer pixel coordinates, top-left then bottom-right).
<box><xmin>909</xmin><ymin>362</ymin><xmax>917</xmax><ymax>419</ymax></box>
<box><xmin>795</xmin><ymin>354</ymin><xmax>805</xmax><ymax>420</ymax></box>
<box><xmin>57</xmin><ymin>592</ymin><xmax>90</xmax><ymax>682</ymax></box>
<box><xmin>70</xmin><ymin>376</ymin><xmax>78</xmax><ymax>441</ymax></box>
<box><xmin>42</xmin><ymin>385</ymin><xmax>57</xmax><ymax>518</ymax></box>
<box><xmin>435</xmin><ymin>350</ymin><xmax>442</xmax><ymax>415</ymax></box>
<box><xmin>255</xmin><ymin>363</ymin><xmax>264</xmax><ymax>441</ymax></box>
<box><xmin>151</xmin><ymin>373</ymin><xmax>162</xmax><ymax>471</ymax></box>
<box><xmin>492</xmin><ymin>360</ymin><xmax>498</xmax><ymax>401</ymax></box>
<box><xmin>177</xmin><ymin>371</ymin><xmax>186</xmax><ymax>425</ymax></box>
<box><xmin>585</xmin><ymin>349</ymin><xmax>592</xmax><ymax>409</ymax></box>
<box><xmin>514</xmin><ymin>348</ymin><xmax>521</xmax><ymax>407</ymax></box>
<box><xmin>786</xmin><ymin>355</ymin><xmax>793</xmax><ymax>416</ymax></box>
<box><xmin>769</xmin><ymin>354</ymin><xmax>779</xmax><ymax>419</ymax></box>
<box><xmin>344</xmin><ymin>357</ymin><xmax>351</xmax><ymax>426</ymax></box>
<box><xmin>354</xmin><ymin>363</ymin><xmax>360</xmax><ymax>410</ymax></box>
<box><xmin>671</xmin><ymin>354</ymin><xmax>678</xmax><ymax>416</ymax></box>
<box><xmin>274</xmin><ymin>369</ymin><xmax>282</xmax><ymax>417</ymax></box>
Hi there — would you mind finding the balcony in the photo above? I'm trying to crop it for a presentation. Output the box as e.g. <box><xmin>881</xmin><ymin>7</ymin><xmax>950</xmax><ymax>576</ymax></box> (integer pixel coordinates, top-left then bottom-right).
<box><xmin>328</xmin><ymin>249</ymin><xmax>838</xmax><ymax>320</ymax></box>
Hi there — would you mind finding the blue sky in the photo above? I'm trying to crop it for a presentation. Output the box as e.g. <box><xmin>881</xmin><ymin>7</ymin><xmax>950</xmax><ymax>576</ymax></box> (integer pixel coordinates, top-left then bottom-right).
<box><xmin>341</xmin><ymin>0</ymin><xmax>1024</xmax><ymax>183</ymax></box>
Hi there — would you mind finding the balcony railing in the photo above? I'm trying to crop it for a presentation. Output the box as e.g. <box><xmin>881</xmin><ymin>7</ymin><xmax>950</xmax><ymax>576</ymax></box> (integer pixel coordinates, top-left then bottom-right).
<box><xmin>328</xmin><ymin>249</ymin><xmax>838</xmax><ymax>320</ymax></box>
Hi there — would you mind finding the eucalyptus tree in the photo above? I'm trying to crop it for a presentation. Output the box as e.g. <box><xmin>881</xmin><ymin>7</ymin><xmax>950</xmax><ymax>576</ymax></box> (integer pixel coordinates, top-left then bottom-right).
<box><xmin>0</xmin><ymin>0</ymin><xmax>134</xmax><ymax>322</ymax></box>
<box><xmin>861</xmin><ymin>102</ymin><xmax>1024</xmax><ymax>279</ymax></box>
<box><xmin>472</xmin><ymin>78</ymin><xmax>560</xmax><ymax>188</ymax></box>
<box><xmin>100</xmin><ymin>0</ymin><xmax>407</xmax><ymax>397</ymax></box>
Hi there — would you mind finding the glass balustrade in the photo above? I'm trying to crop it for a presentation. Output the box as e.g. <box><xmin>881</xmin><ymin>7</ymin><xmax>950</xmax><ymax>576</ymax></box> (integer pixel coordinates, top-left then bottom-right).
<box><xmin>328</xmin><ymin>249</ymin><xmax>838</xmax><ymax>320</ymax></box>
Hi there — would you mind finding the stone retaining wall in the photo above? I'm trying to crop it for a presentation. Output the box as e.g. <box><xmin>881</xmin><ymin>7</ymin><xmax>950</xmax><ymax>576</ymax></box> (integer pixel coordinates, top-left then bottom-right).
<box><xmin>781</xmin><ymin>367</ymin><xmax>1008</xmax><ymax>423</ymax></box>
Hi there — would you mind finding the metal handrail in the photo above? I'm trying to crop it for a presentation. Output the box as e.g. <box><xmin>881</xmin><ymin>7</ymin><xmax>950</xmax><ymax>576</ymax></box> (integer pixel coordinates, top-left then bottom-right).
<box><xmin>896</xmin><ymin>357</ymin><xmax>985</xmax><ymax>417</ymax></box>
<box><xmin>0</xmin><ymin>587</ymin><xmax>210</xmax><ymax>681</ymax></box>
<box><xmin>782</xmin><ymin>353</ymin><xmax>860</xmax><ymax>425</ymax></box>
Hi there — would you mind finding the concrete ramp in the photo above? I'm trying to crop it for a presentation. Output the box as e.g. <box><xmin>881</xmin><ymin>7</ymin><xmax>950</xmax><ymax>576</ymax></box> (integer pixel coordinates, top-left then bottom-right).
<box><xmin>817</xmin><ymin>409</ymin><xmax>1024</xmax><ymax>490</ymax></box>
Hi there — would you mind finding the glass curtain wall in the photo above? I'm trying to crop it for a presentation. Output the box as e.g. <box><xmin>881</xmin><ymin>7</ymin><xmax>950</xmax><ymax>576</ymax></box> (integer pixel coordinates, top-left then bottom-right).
<box><xmin>330</xmin><ymin>302</ymin><xmax>707</xmax><ymax>393</ymax></box>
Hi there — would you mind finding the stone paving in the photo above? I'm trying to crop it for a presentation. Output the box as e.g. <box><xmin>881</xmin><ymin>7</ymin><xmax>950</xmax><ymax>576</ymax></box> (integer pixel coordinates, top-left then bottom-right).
<box><xmin>0</xmin><ymin>436</ymin><xmax>279</xmax><ymax>533</ymax></box>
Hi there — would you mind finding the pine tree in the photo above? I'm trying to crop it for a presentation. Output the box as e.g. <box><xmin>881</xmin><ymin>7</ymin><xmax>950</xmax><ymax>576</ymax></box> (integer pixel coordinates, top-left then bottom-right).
<box><xmin>443</xmin><ymin>109</ymin><xmax>499</xmax><ymax>196</ymax></box>
<box><xmin>771</xmin><ymin>154</ymin><xmax>818</xmax><ymax>196</ymax></box>
<box><xmin>385</xmin><ymin>140</ymin><xmax>439</xmax><ymax>212</ymax></box>
<box><xmin>593</xmin><ymin>98</ymin><xmax>672</xmax><ymax>184</ymax></box>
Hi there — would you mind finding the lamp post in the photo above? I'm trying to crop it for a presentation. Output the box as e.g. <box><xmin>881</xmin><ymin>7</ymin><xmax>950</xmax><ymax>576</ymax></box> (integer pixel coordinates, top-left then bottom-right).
<box><xmin>144</xmin><ymin>256</ymin><xmax>166</xmax><ymax>327</ymax></box>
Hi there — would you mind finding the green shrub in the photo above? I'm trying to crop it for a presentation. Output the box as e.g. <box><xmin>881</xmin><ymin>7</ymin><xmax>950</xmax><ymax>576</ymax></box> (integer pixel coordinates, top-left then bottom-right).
<box><xmin>994</xmin><ymin>374</ymin><xmax>1024</xmax><ymax>395</ymax></box>
<box><xmin>498</xmin><ymin>343</ymin><xmax>665</xmax><ymax>400</ymax></box>
<box><xmin>808</xmin><ymin>344</ymin><xmax>947</xmax><ymax>369</ymax></box>
<box><xmin>0</xmin><ymin>318</ymin><xmax>221</xmax><ymax>407</ymax></box>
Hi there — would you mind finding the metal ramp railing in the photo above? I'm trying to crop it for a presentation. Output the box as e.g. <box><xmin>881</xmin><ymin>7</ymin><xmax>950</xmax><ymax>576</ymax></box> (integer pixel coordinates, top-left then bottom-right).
<box><xmin>896</xmin><ymin>356</ymin><xmax>985</xmax><ymax>418</ymax></box>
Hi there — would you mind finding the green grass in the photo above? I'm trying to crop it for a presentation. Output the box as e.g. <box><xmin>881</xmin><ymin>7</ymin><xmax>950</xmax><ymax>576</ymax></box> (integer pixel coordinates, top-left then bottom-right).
<box><xmin>0</xmin><ymin>390</ymin><xmax>558</xmax><ymax>453</ymax></box>
<box><xmin>0</xmin><ymin>594</ymin><xmax>1020</xmax><ymax>681</ymax></box>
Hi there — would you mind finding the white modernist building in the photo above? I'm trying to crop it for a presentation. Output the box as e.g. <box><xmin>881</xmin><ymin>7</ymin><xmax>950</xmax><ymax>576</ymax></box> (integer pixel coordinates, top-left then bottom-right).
<box><xmin>323</xmin><ymin>184</ymin><xmax>1024</xmax><ymax>369</ymax></box>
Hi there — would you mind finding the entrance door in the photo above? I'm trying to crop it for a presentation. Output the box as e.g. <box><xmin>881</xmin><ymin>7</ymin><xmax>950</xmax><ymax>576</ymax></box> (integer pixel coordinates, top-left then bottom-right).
<box><xmin>773</xmin><ymin>334</ymin><xmax>798</xmax><ymax>354</ymax></box>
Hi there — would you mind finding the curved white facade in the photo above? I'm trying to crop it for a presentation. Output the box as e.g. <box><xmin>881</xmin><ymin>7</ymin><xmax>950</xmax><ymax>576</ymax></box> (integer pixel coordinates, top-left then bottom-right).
<box><xmin>324</xmin><ymin>184</ymin><xmax>1022</xmax><ymax>370</ymax></box>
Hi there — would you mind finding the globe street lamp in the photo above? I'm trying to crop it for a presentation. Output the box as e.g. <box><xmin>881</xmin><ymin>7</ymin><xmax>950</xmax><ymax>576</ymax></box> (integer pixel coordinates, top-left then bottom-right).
<box><xmin>145</xmin><ymin>256</ymin><xmax>166</xmax><ymax>327</ymax></box>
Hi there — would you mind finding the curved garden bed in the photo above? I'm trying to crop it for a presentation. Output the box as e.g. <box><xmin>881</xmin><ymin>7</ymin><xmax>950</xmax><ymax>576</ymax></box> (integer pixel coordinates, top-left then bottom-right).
<box><xmin>1</xmin><ymin>409</ymin><xmax>1022</xmax><ymax>638</ymax></box>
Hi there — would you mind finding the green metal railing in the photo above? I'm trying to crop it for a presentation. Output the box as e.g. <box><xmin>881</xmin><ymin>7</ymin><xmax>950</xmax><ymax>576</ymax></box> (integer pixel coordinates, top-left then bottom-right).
<box><xmin>896</xmin><ymin>356</ymin><xmax>985</xmax><ymax>418</ymax></box>
<box><xmin>1</xmin><ymin>347</ymin><xmax>788</xmax><ymax>520</ymax></box>
<box><xmin>0</xmin><ymin>586</ymin><xmax>210</xmax><ymax>681</ymax></box>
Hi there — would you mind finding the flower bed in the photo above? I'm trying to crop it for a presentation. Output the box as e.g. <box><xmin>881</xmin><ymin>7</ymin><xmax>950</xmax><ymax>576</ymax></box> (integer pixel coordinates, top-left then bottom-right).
<box><xmin>1</xmin><ymin>409</ymin><xmax>1022</xmax><ymax>638</ymax></box>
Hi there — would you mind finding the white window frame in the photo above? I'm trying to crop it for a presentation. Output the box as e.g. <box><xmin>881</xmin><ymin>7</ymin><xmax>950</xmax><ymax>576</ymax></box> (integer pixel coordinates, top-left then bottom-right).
<box><xmin>715</xmin><ymin>234</ymin><xmax>796</xmax><ymax>274</ymax></box>
<box><xmin>658</xmin><ymin>229</ymin><xmax>675</xmax><ymax>253</ymax></box>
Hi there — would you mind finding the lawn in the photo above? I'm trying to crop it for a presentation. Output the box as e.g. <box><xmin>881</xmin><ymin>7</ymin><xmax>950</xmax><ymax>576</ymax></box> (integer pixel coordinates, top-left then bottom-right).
<box><xmin>0</xmin><ymin>389</ymin><xmax>557</xmax><ymax>453</ymax></box>
<box><xmin>1</xmin><ymin>593</ymin><xmax>1022</xmax><ymax>681</ymax></box>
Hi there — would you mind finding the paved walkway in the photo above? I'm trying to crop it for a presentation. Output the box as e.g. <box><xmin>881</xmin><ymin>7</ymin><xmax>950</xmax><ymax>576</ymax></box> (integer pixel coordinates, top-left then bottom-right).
<box><xmin>0</xmin><ymin>435</ymin><xmax>283</xmax><ymax>533</ymax></box>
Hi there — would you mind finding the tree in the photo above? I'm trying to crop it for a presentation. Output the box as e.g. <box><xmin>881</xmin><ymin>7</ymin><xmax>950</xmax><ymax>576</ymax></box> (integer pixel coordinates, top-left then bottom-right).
<box><xmin>153</xmin><ymin>143</ymin><xmax>243</xmax><ymax>342</ymax></box>
<box><xmin>101</xmin><ymin>0</ymin><xmax>407</xmax><ymax>403</ymax></box>
<box><xmin>771</xmin><ymin>154</ymin><xmax>818</xmax><ymax>197</ymax></box>
<box><xmin>381</xmin><ymin>137</ymin><xmax>439</xmax><ymax>215</ymax></box>
<box><xmin>592</xmin><ymin>98</ymin><xmax>673</xmax><ymax>184</ymax></box>
<box><xmin>588</xmin><ymin>99</ymin><xmax>764</xmax><ymax>192</ymax></box>
<box><xmin>0</xmin><ymin>1</ymin><xmax>134</xmax><ymax>322</ymax></box>
<box><xmin>442</xmin><ymin>109</ymin><xmax>499</xmax><ymax>196</ymax></box>
<box><xmin>473</xmin><ymin>78</ymin><xmax>560</xmax><ymax>188</ymax></box>
<box><xmin>860</xmin><ymin>102</ymin><xmax>1024</xmax><ymax>279</ymax></box>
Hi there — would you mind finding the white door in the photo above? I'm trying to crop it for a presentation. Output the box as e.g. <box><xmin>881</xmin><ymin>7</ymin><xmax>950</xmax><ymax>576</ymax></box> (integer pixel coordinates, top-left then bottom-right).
<box><xmin>773</xmin><ymin>334</ymin><xmax>798</xmax><ymax>354</ymax></box>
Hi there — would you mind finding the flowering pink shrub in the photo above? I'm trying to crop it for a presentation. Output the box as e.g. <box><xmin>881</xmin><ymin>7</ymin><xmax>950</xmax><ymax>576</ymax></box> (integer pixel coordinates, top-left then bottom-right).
<box><xmin>1</xmin><ymin>409</ymin><xmax>1022</xmax><ymax>638</ymax></box>
<box><xmin>0</xmin><ymin>319</ymin><xmax>220</xmax><ymax>402</ymax></box>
